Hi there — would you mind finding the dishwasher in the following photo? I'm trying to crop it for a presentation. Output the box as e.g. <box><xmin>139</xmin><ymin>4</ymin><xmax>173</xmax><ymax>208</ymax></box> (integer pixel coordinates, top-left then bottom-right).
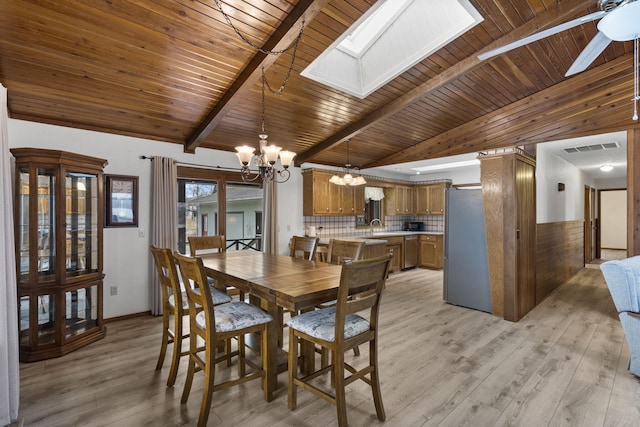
<box><xmin>403</xmin><ymin>235</ymin><xmax>418</xmax><ymax>269</ymax></box>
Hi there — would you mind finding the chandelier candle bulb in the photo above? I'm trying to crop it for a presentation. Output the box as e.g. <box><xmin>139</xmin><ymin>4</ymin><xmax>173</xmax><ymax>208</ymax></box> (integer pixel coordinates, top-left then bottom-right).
<box><xmin>262</xmin><ymin>144</ymin><xmax>282</xmax><ymax>164</ymax></box>
<box><xmin>236</xmin><ymin>146</ymin><xmax>255</xmax><ymax>165</ymax></box>
<box><xmin>279</xmin><ymin>150</ymin><xmax>296</xmax><ymax>168</ymax></box>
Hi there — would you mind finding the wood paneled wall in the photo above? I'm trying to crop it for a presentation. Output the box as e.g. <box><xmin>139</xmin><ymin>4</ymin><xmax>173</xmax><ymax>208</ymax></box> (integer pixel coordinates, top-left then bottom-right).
<box><xmin>536</xmin><ymin>220</ymin><xmax>584</xmax><ymax>303</ymax></box>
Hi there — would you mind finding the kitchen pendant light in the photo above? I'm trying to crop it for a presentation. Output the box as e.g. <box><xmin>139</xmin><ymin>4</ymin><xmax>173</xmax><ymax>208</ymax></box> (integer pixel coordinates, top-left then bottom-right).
<box><xmin>329</xmin><ymin>140</ymin><xmax>367</xmax><ymax>186</ymax></box>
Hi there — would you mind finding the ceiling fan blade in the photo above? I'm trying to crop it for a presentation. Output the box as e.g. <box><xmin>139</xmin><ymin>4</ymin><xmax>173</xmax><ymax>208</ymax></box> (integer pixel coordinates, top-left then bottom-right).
<box><xmin>478</xmin><ymin>11</ymin><xmax>606</xmax><ymax>61</ymax></box>
<box><xmin>565</xmin><ymin>31</ymin><xmax>612</xmax><ymax>76</ymax></box>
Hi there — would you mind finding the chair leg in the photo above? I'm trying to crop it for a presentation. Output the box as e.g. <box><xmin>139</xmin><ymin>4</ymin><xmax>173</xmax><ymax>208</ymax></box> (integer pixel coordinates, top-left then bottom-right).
<box><xmin>197</xmin><ymin>343</ymin><xmax>216</xmax><ymax>427</ymax></box>
<box><xmin>369</xmin><ymin>339</ymin><xmax>386</xmax><ymax>421</ymax></box>
<box><xmin>353</xmin><ymin>345</ymin><xmax>360</xmax><ymax>357</ymax></box>
<box><xmin>261</xmin><ymin>326</ymin><xmax>269</xmax><ymax>402</ymax></box>
<box><xmin>288</xmin><ymin>328</ymin><xmax>299</xmax><ymax>410</ymax></box>
<box><xmin>333</xmin><ymin>347</ymin><xmax>348</xmax><ymax>427</ymax></box>
<box><xmin>181</xmin><ymin>336</ymin><xmax>198</xmax><ymax>404</ymax></box>
<box><xmin>167</xmin><ymin>314</ymin><xmax>182</xmax><ymax>387</ymax></box>
<box><xmin>225</xmin><ymin>338</ymin><xmax>232</xmax><ymax>367</ymax></box>
<box><xmin>238</xmin><ymin>333</ymin><xmax>246</xmax><ymax>377</ymax></box>
<box><xmin>155</xmin><ymin>311</ymin><xmax>170</xmax><ymax>371</ymax></box>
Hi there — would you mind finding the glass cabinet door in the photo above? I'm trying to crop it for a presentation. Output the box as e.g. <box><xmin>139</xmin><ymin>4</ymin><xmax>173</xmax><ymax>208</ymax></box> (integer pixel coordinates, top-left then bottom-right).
<box><xmin>18</xmin><ymin>168</ymin><xmax>56</xmax><ymax>282</ymax></box>
<box><xmin>65</xmin><ymin>172</ymin><xmax>99</xmax><ymax>277</ymax></box>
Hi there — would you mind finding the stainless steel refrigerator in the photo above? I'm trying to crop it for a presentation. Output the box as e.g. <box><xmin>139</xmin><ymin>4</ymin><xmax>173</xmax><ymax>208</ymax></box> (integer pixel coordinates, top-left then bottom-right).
<box><xmin>443</xmin><ymin>188</ymin><xmax>492</xmax><ymax>313</ymax></box>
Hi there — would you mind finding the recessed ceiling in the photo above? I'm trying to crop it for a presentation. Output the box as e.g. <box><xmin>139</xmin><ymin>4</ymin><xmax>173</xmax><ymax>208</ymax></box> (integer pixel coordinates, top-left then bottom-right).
<box><xmin>301</xmin><ymin>0</ymin><xmax>483</xmax><ymax>98</ymax></box>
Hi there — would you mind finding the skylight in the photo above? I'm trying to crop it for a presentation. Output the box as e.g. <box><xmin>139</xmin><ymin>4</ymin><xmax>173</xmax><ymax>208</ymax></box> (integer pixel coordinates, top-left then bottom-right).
<box><xmin>302</xmin><ymin>0</ymin><xmax>483</xmax><ymax>99</ymax></box>
<box><xmin>337</xmin><ymin>0</ymin><xmax>411</xmax><ymax>58</ymax></box>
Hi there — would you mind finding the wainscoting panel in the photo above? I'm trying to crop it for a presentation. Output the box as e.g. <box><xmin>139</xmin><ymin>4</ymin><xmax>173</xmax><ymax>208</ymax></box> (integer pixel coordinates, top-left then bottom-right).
<box><xmin>536</xmin><ymin>220</ymin><xmax>584</xmax><ymax>303</ymax></box>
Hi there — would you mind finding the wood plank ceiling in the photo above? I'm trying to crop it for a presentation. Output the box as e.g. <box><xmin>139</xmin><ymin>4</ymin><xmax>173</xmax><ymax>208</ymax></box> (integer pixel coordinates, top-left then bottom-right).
<box><xmin>1</xmin><ymin>0</ymin><xmax>639</xmax><ymax>170</ymax></box>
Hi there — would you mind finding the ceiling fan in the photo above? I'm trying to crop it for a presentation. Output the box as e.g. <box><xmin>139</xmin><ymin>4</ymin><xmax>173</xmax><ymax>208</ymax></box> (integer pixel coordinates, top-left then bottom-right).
<box><xmin>478</xmin><ymin>0</ymin><xmax>640</xmax><ymax>118</ymax></box>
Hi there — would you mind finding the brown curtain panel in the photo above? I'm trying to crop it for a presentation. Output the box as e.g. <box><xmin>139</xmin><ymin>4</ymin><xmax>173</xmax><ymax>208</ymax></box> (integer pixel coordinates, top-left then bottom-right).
<box><xmin>150</xmin><ymin>156</ymin><xmax>177</xmax><ymax>315</ymax></box>
<box><xmin>262</xmin><ymin>179</ymin><xmax>278</xmax><ymax>254</ymax></box>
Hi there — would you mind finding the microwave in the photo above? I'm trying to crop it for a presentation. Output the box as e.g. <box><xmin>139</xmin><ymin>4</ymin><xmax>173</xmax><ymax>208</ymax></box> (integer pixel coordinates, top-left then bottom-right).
<box><xmin>404</xmin><ymin>221</ymin><xmax>425</xmax><ymax>231</ymax></box>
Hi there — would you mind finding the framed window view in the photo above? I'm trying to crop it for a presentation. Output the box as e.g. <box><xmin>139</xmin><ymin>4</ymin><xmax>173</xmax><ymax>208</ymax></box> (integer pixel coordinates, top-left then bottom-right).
<box><xmin>105</xmin><ymin>174</ymin><xmax>138</xmax><ymax>227</ymax></box>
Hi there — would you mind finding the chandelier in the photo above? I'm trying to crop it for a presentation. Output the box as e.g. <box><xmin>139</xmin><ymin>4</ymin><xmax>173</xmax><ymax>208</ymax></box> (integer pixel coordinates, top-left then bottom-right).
<box><xmin>235</xmin><ymin>69</ymin><xmax>296</xmax><ymax>183</ymax></box>
<box><xmin>213</xmin><ymin>0</ymin><xmax>303</xmax><ymax>183</ymax></box>
<box><xmin>329</xmin><ymin>140</ymin><xmax>367</xmax><ymax>186</ymax></box>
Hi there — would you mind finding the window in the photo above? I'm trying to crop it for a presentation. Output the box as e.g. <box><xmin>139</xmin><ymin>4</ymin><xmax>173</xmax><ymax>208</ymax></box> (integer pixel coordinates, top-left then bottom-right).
<box><xmin>177</xmin><ymin>170</ymin><xmax>264</xmax><ymax>254</ymax></box>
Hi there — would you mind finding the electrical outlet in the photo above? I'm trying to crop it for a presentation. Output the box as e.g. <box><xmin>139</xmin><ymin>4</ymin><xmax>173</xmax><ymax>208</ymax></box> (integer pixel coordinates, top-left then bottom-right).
<box><xmin>110</xmin><ymin>286</ymin><xmax>118</xmax><ymax>296</ymax></box>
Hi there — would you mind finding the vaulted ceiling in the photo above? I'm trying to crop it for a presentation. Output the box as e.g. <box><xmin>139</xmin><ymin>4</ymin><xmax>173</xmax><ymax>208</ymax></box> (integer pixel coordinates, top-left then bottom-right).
<box><xmin>2</xmin><ymin>0</ymin><xmax>639</xmax><ymax>171</ymax></box>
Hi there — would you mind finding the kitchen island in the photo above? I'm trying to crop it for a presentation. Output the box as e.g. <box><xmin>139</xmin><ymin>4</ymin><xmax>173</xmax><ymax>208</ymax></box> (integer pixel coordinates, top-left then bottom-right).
<box><xmin>314</xmin><ymin>231</ymin><xmax>444</xmax><ymax>272</ymax></box>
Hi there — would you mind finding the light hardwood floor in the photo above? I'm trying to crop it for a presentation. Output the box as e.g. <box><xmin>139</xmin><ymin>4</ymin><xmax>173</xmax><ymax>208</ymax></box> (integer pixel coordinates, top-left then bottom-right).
<box><xmin>17</xmin><ymin>260</ymin><xmax>640</xmax><ymax>426</ymax></box>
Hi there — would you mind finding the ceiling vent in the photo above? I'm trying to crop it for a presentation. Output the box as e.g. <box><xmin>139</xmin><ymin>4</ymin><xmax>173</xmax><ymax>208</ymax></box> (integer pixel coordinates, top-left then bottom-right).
<box><xmin>563</xmin><ymin>142</ymin><xmax>619</xmax><ymax>154</ymax></box>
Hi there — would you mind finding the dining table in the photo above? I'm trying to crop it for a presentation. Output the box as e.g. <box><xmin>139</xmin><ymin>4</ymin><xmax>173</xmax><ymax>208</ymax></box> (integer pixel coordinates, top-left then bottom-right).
<box><xmin>200</xmin><ymin>250</ymin><xmax>343</xmax><ymax>401</ymax></box>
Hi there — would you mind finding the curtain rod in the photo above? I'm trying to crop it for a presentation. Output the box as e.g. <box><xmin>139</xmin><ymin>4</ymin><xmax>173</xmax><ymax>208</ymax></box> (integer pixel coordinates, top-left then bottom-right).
<box><xmin>139</xmin><ymin>155</ymin><xmax>242</xmax><ymax>173</ymax></box>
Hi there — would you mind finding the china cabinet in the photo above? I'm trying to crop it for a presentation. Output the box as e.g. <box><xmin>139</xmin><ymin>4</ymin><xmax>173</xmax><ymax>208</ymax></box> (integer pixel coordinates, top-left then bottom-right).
<box><xmin>12</xmin><ymin>148</ymin><xmax>108</xmax><ymax>362</ymax></box>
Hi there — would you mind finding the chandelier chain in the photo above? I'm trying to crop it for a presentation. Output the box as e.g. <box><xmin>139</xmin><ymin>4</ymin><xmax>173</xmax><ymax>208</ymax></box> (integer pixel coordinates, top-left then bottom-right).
<box><xmin>213</xmin><ymin>0</ymin><xmax>304</xmax><ymax>97</ymax></box>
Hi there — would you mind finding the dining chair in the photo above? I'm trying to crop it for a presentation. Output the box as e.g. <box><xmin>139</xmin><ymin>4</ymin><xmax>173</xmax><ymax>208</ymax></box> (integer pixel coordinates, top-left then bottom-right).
<box><xmin>326</xmin><ymin>238</ymin><xmax>365</xmax><ymax>265</ymax></box>
<box><xmin>150</xmin><ymin>245</ymin><xmax>232</xmax><ymax>387</ymax></box>
<box><xmin>287</xmin><ymin>254</ymin><xmax>392</xmax><ymax>427</ymax></box>
<box><xmin>174</xmin><ymin>252</ymin><xmax>273</xmax><ymax>427</ymax></box>
<box><xmin>289</xmin><ymin>235</ymin><xmax>319</xmax><ymax>260</ymax></box>
<box><xmin>188</xmin><ymin>235</ymin><xmax>226</xmax><ymax>257</ymax></box>
<box><xmin>188</xmin><ymin>234</ymin><xmax>244</xmax><ymax>300</ymax></box>
<box><xmin>321</xmin><ymin>239</ymin><xmax>367</xmax><ymax>359</ymax></box>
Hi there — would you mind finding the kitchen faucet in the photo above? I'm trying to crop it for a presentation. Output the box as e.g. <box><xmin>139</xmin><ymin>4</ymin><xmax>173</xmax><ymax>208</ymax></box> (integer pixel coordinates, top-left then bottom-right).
<box><xmin>370</xmin><ymin>218</ymin><xmax>382</xmax><ymax>233</ymax></box>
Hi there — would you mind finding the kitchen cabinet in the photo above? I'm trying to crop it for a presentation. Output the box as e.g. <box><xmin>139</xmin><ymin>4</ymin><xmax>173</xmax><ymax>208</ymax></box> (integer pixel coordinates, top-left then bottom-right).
<box><xmin>302</xmin><ymin>170</ymin><xmax>356</xmax><ymax>216</ymax></box>
<box><xmin>416</xmin><ymin>183</ymin><xmax>447</xmax><ymax>215</ymax></box>
<box><xmin>12</xmin><ymin>148</ymin><xmax>107</xmax><ymax>362</ymax></box>
<box><xmin>419</xmin><ymin>234</ymin><xmax>443</xmax><ymax>269</ymax></box>
<box><xmin>384</xmin><ymin>185</ymin><xmax>414</xmax><ymax>215</ymax></box>
<box><xmin>384</xmin><ymin>236</ymin><xmax>404</xmax><ymax>273</ymax></box>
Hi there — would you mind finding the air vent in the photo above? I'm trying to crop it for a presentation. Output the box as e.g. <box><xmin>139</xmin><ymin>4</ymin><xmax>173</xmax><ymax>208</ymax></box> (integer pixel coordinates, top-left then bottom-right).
<box><xmin>563</xmin><ymin>142</ymin><xmax>619</xmax><ymax>154</ymax></box>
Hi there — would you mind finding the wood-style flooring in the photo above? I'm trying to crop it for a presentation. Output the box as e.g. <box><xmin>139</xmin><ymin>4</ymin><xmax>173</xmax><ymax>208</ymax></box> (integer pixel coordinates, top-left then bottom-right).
<box><xmin>17</xmin><ymin>254</ymin><xmax>640</xmax><ymax>426</ymax></box>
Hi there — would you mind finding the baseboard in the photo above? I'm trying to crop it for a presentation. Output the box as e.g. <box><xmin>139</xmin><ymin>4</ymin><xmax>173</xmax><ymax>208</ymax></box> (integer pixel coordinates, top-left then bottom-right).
<box><xmin>104</xmin><ymin>311</ymin><xmax>153</xmax><ymax>323</ymax></box>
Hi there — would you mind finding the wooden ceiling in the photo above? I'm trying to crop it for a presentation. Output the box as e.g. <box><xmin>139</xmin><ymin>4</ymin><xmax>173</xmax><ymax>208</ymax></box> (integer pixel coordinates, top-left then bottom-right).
<box><xmin>2</xmin><ymin>0</ymin><xmax>639</xmax><ymax>170</ymax></box>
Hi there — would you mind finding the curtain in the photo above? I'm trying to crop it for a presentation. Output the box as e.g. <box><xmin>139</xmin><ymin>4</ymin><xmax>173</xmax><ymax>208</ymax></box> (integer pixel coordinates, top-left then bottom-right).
<box><xmin>0</xmin><ymin>84</ymin><xmax>20</xmax><ymax>425</ymax></box>
<box><xmin>150</xmin><ymin>156</ymin><xmax>178</xmax><ymax>315</ymax></box>
<box><xmin>364</xmin><ymin>186</ymin><xmax>385</xmax><ymax>201</ymax></box>
<box><xmin>262</xmin><ymin>179</ymin><xmax>278</xmax><ymax>254</ymax></box>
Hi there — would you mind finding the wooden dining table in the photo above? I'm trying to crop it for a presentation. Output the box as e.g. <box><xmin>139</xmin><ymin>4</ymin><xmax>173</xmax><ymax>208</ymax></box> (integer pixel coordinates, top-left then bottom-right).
<box><xmin>200</xmin><ymin>250</ymin><xmax>343</xmax><ymax>401</ymax></box>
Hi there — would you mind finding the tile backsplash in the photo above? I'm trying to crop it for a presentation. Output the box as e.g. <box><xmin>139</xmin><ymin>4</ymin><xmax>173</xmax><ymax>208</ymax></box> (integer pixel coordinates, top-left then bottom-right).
<box><xmin>303</xmin><ymin>215</ymin><xmax>444</xmax><ymax>236</ymax></box>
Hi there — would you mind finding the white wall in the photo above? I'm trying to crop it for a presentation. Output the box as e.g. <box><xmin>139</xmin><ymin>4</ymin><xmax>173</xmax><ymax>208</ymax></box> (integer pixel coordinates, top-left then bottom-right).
<box><xmin>7</xmin><ymin>119</ymin><xmax>305</xmax><ymax>318</ymax></box>
<box><xmin>536</xmin><ymin>144</ymin><xmax>591</xmax><ymax>223</ymax></box>
<box><xmin>601</xmin><ymin>190</ymin><xmax>627</xmax><ymax>249</ymax></box>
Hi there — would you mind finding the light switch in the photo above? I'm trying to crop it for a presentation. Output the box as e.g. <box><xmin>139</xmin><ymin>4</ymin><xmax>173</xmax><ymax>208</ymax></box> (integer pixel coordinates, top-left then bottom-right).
<box><xmin>138</xmin><ymin>228</ymin><xmax>145</xmax><ymax>238</ymax></box>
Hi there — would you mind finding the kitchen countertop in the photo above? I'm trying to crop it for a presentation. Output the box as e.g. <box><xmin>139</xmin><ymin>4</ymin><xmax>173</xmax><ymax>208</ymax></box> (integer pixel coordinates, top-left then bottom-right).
<box><xmin>316</xmin><ymin>231</ymin><xmax>443</xmax><ymax>245</ymax></box>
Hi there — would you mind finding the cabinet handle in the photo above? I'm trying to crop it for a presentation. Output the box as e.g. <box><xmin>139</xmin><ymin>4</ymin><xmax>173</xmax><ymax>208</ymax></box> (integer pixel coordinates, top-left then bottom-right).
<box><xmin>326</xmin><ymin>207</ymin><xmax>329</xmax><ymax>212</ymax></box>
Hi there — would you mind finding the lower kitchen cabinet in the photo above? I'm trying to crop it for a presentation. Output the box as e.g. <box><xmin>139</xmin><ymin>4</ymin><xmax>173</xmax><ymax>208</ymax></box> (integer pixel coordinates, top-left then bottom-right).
<box><xmin>419</xmin><ymin>234</ymin><xmax>443</xmax><ymax>269</ymax></box>
<box><xmin>384</xmin><ymin>236</ymin><xmax>404</xmax><ymax>273</ymax></box>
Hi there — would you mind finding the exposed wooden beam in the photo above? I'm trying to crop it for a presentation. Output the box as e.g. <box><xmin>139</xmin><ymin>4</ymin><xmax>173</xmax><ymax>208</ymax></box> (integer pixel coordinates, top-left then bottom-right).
<box><xmin>294</xmin><ymin>0</ymin><xmax>591</xmax><ymax>165</ymax></box>
<box><xmin>365</xmin><ymin>55</ymin><xmax>637</xmax><ymax>166</ymax></box>
<box><xmin>185</xmin><ymin>0</ymin><xmax>331</xmax><ymax>153</ymax></box>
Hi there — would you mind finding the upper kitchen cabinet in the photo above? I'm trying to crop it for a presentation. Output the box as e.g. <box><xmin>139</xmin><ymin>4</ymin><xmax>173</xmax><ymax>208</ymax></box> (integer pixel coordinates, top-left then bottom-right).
<box><xmin>415</xmin><ymin>183</ymin><xmax>448</xmax><ymax>215</ymax></box>
<box><xmin>302</xmin><ymin>169</ymin><xmax>356</xmax><ymax>216</ymax></box>
<box><xmin>12</xmin><ymin>148</ymin><xmax>108</xmax><ymax>362</ymax></box>
<box><xmin>384</xmin><ymin>185</ymin><xmax>414</xmax><ymax>216</ymax></box>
